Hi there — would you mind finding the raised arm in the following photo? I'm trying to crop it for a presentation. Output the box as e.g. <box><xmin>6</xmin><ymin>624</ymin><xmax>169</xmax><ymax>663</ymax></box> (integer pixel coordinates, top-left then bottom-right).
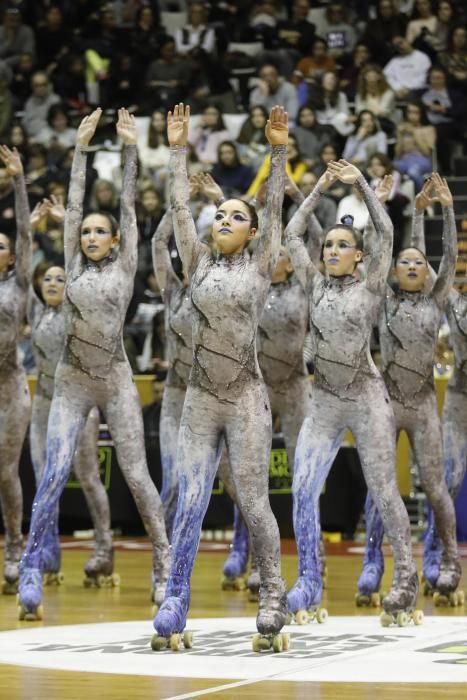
<box><xmin>430</xmin><ymin>174</ymin><xmax>458</xmax><ymax>308</ymax></box>
<box><xmin>253</xmin><ymin>105</ymin><xmax>288</xmax><ymax>278</ymax></box>
<box><xmin>363</xmin><ymin>174</ymin><xmax>394</xmax><ymax>271</ymax></box>
<box><xmin>0</xmin><ymin>145</ymin><xmax>32</xmax><ymax>290</ymax></box>
<box><xmin>116</xmin><ymin>109</ymin><xmax>138</xmax><ymax>274</ymax></box>
<box><xmin>329</xmin><ymin>160</ymin><xmax>393</xmax><ymax>295</ymax></box>
<box><xmin>286</xmin><ymin>176</ymin><xmax>323</xmax><ymax>268</ymax></box>
<box><xmin>167</xmin><ymin>103</ymin><xmax>208</xmax><ymax>276</ymax></box>
<box><xmin>151</xmin><ymin>209</ymin><xmax>180</xmax><ymax>299</ymax></box>
<box><xmin>411</xmin><ymin>179</ymin><xmax>435</xmax><ymax>254</ymax></box>
<box><xmin>27</xmin><ymin>200</ymin><xmax>50</xmax><ymax>322</ymax></box>
<box><xmin>284</xmin><ymin>170</ymin><xmax>334</xmax><ymax>291</ymax></box>
<box><xmin>65</xmin><ymin>108</ymin><xmax>102</xmax><ymax>271</ymax></box>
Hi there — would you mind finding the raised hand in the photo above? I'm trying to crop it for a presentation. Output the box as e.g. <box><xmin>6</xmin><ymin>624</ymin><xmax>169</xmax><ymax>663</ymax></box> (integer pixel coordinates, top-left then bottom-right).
<box><xmin>188</xmin><ymin>175</ymin><xmax>200</xmax><ymax>198</ymax></box>
<box><xmin>265</xmin><ymin>105</ymin><xmax>289</xmax><ymax>146</ymax></box>
<box><xmin>327</xmin><ymin>159</ymin><xmax>362</xmax><ymax>185</ymax></box>
<box><xmin>428</xmin><ymin>172</ymin><xmax>452</xmax><ymax>207</ymax></box>
<box><xmin>167</xmin><ymin>103</ymin><xmax>190</xmax><ymax>146</ymax></box>
<box><xmin>197</xmin><ymin>172</ymin><xmax>224</xmax><ymax>202</ymax></box>
<box><xmin>0</xmin><ymin>145</ymin><xmax>23</xmax><ymax>177</ymax></box>
<box><xmin>317</xmin><ymin>167</ymin><xmax>338</xmax><ymax>193</ymax></box>
<box><xmin>116</xmin><ymin>107</ymin><xmax>137</xmax><ymax>145</ymax></box>
<box><xmin>77</xmin><ymin>108</ymin><xmax>102</xmax><ymax>146</ymax></box>
<box><xmin>44</xmin><ymin>194</ymin><xmax>66</xmax><ymax>223</ymax></box>
<box><xmin>30</xmin><ymin>201</ymin><xmax>48</xmax><ymax>229</ymax></box>
<box><xmin>375</xmin><ymin>174</ymin><xmax>394</xmax><ymax>204</ymax></box>
<box><xmin>415</xmin><ymin>178</ymin><xmax>436</xmax><ymax>211</ymax></box>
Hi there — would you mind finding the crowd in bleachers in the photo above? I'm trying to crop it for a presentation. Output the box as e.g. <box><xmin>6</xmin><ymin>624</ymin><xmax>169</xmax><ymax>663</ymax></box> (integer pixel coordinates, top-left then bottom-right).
<box><xmin>1</xmin><ymin>0</ymin><xmax>466</xmax><ymax>371</ymax></box>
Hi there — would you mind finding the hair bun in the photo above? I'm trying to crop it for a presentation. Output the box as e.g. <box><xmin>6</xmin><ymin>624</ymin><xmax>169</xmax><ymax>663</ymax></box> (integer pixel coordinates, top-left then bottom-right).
<box><xmin>340</xmin><ymin>214</ymin><xmax>354</xmax><ymax>226</ymax></box>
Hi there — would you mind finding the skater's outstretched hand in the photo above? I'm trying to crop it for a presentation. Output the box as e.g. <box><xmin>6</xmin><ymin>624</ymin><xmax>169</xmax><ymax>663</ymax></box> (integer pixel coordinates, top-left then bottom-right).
<box><xmin>316</xmin><ymin>166</ymin><xmax>338</xmax><ymax>193</ymax></box>
<box><xmin>375</xmin><ymin>174</ymin><xmax>394</xmax><ymax>204</ymax></box>
<box><xmin>430</xmin><ymin>172</ymin><xmax>453</xmax><ymax>207</ymax></box>
<box><xmin>167</xmin><ymin>103</ymin><xmax>190</xmax><ymax>146</ymax></box>
<box><xmin>327</xmin><ymin>159</ymin><xmax>362</xmax><ymax>185</ymax></box>
<box><xmin>116</xmin><ymin>108</ymin><xmax>137</xmax><ymax>145</ymax></box>
<box><xmin>415</xmin><ymin>178</ymin><xmax>436</xmax><ymax>211</ymax></box>
<box><xmin>43</xmin><ymin>194</ymin><xmax>65</xmax><ymax>223</ymax></box>
<box><xmin>196</xmin><ymin>172</ymin><xmax>224</xmax><ymax>203</ymax></box>
<box><xmin>0</xmin><ymin>145</ymin><xmax>23</xmax><ymax>177</ymax></box>
<box><xmin>77</xmin><ymin>108</ymin><xmax>102</xmax><ymax>146</ymax></box>
<box><xmin>29</xmin><ymin>201</ymin><xmax>48</xmax><ymax>229</ymax></box>
<box><xmin>265</xmin><ymin>105</ymin><xmax>288</xmax><ymax>146</ymax></box>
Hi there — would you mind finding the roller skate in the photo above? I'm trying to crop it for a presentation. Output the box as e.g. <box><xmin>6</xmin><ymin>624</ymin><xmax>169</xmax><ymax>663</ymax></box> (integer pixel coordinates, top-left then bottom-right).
<box><xmin>17</xmin><ymin>567</ymin><xmax>44</xmax><ymax>621</ymax></box>
<box><xmin>252</xmin><ymin>577</ymin><xmax>290</xmax><ymax>653</ymax></box>
<box><xmin>246</xmin><ymin>562</ymin><xmax>260</xmax><ymax>602</ymax></box>
<box><xmin>433</xmin><ymin>559</ymin><xmax>464</xmax><ymax>607</ymax></box>
<box><xmin>286</xmin><ymin>575</ymin><xmax>328</xmax><ymax>625</ymax></box>
<box><xmin>221</xmin><ymin>508</ymin><xmax>249</xmax><ymax>591</ymax></box>
<box><xmin>2</xmin><ymin>536</ymin><xmax>23</xmax><ymax>595</ymax></box>
<box><xmin>83</xmin><ymin>543</ymin><xmax>119</xmax><ymax>588</ymax></box>
<box><xmin>380</xmin><ymin>571</ymin><xmax>423</xmax><ymax>627</ymax></box>
<box><xmin>355</xmin><ymin>548</ymin><xmax>384</xmax><ymax>608</ymax></box>
<box><xmin>151</xmin><ymin>586</ymin><xmax>193</xmax><ymax>651</ymax></box>
<box><xmin>42</xmin><ymin>531</ymin><xmax>64</xmax><ymax>586</ymax></box>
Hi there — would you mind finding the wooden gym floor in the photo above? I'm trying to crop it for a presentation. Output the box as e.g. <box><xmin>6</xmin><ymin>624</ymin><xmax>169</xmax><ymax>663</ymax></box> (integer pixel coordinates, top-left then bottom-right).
<box><xmin>0</xmin><ymin>538</ymin><xmax>466</xmax><ymax>700</ymax></box>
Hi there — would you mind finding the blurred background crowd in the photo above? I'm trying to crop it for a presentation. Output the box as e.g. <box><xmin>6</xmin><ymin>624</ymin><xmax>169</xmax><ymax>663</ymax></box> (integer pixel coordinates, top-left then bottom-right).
<box><xmin>1</xmin><ymin>0</ymin><xmax>466</xmax><ymax>372</ymax></box>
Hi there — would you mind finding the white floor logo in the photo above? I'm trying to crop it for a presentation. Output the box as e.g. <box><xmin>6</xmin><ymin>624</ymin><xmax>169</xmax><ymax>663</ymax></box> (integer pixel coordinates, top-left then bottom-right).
<box><xmin>0</xmin><ymin>617</ymin><xmax>467</xmax><ymax>682</ymax></box>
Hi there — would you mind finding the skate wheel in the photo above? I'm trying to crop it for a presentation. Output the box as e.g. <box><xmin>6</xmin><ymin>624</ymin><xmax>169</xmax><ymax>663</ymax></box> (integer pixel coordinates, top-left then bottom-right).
<box><xmin>252</xmin><ymin>633</ymin><xmax>262</xmax><ymax>652</ymax></box>
<box><xmin>370</xmin><ymin>593</ymin><xmax>381</xmax><ymax>608</ymax></box>
<box><xmin>316</xmin><ymin>607</ymin><xmax>328</xmax><ymax>624</ymax></box>
<box><xmin>19</xmin><ymin>604</ymin><xmax>44</xmax><ymax>622</ymax></box>
<box><xmin>151</xmin><ymin>634</ymin><xmax>168</xmax><ymax>651</ymax></box>
<box><xmin>182</xmin><ymin>631</ymin><xmax>193</xmax><ymax>649</ymax></box>
<box><xmin>272</xmin><ymin>634</ymin><xmax>283</xmax><ymax>653</ymax></box>
<box><xmin>110</xmin><ymin>573</ymin><xmax>120</xmax><ymax>587</ymax></box>
<box><xmin>285</xmin><ymin>613</ymin><xmax>292</xmax><ymax>625</ymax></box>
<box><xmin>380</xmin><ymin>612</ymin><xmax>392</xmax><ymax>627</ymax></box>
<box><xmin>281</xmin><ymin>633</ymin><xmax>290</xmax><ymax>651</ymax></box>
<box><xmin>170</xmin><ymin>633</ymin><xmax>181</xmax><ymax>651</ymax></box>
<box><xmin>151</xmin><ymin>604</ymin><xmax>158</xmax><ymax>618</ymax></box>
<box><xmin>354</xmin><ymin>593</ymin><xmax>364</xmax><ymax>607</ymax></box>
<box><xmin>458</xmin><ymin>590</ymin><xmax>465</xmax><ymax>605</ymax></box>
<box><xmin>396</xmin><ymin>611</ymin><xmax>408</xmax><ymax>627</ymax></box>
<box><xmin>433</xmin><ymin>591</ymin><xmax>448</xmax><ymax>607</ymax></box>
<box><xmin>413</xmin><ymin>610</ymin><xmax>424</xmax><ymax>626</ymax></box>
<box><xmin>96</xmin><ymin>575</ymin><xmax>106</xmax><ymax>588</ymax></box>
<box><xmin>295</xmin><ymin>609</ymin><xmax>309</xmax><ymax>625</ymax></box>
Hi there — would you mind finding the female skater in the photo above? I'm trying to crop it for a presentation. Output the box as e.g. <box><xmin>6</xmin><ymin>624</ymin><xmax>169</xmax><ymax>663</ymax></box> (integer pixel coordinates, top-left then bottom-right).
<box><xmin>225</xmin><ymin>179</ymin><xmax>320</xmax><ymax>596</ymax></box>
<box><xmin>406</xmin><ymin>182</ymin><xmax>466</xmax><ymax>604</ymax></box>
<box><xmin>151</xmin><ymin>103</ymin><xmax>289</xmax><ymax>652</ymax></box>
<box><xmin>356</xmin><ymin>174</ymin><xmax>461</xmax><ymax>608</ymax></box>
<box><xmin>28</xmin><ymin>241</ymin><xmax>115</xmax><ymax>587</ymax></box>
<box><xmin>0</xmin><ymin>145</ymin><xmax>31</xmax><ymax>594</ymax></box>
<box><xmin>18</xmin><ymin>108</ymin><xmax>169</xmax><ymax>620</ymax></box>
<box><xmin>285</xmin><ymin>159</ymin><xmax>419</xmax><ymax>627</ymax></box>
